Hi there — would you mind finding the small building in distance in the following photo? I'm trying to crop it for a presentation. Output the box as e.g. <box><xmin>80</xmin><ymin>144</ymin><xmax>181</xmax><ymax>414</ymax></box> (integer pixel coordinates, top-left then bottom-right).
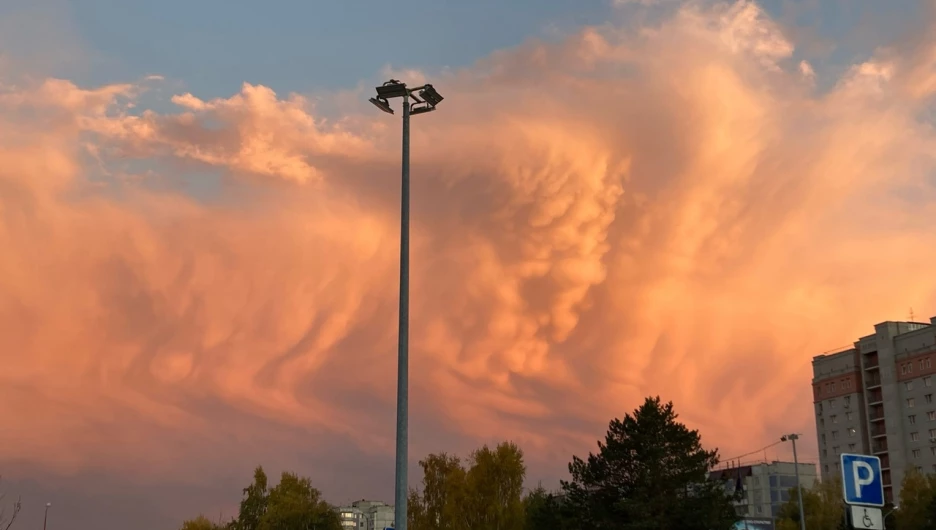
<box><xmin>710</xmin><ymin>460</ymin><xmax>818</xmax><ymax>526</ymax></box>
<box><xmin>338</xmin><ymin>499</ymin><xmax>394</xmax><ymax>530</ymax></box>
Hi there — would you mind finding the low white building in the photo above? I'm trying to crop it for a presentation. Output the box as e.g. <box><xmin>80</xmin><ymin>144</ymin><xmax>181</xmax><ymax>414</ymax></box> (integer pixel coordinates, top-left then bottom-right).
<box><xmin>711</xmin><ymin>460</ymin><xmax>818</xmax><ymax>523</ymax></box>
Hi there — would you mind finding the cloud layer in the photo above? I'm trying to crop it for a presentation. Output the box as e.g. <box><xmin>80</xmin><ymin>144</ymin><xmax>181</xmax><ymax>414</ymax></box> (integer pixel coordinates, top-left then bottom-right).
<box><xmin>3</xmin><ymin>0</ymin><xmax>936</xmax><ymax>525</ymax></box>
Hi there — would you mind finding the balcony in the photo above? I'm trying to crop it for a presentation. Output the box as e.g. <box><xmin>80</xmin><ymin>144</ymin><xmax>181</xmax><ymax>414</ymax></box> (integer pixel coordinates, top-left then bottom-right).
<box><xmin>871</xmin><ymin>425</ymin><xmax>887</xmax><ymax>437</ymax></box>
<box><xmin>880</xmin><ymin>454</ymin><xmax>890</xmax><ymax>469</ymax></box>
<box><xmin>868</xmin><ymin>389</ymin><xmax>883</xmax><ymax>404</ymax></box>
<box><xmin>866</xmin><ymin>374</ymin><xmax>882</xmax><ymax>388</ymax></box>
<box><xmin>865</xmin><ymin>354</ymin><xmax>880</xmax><ymax>369</ymax></box>
<box><xmin>872</xmin><ymin>439</ymin><xmax>889</xmax><ymax>454</ymax></box>
<box><xmin>870</xmin><ymin>405</ymin><xmax>885</xmax><ymax>422</ymax></box>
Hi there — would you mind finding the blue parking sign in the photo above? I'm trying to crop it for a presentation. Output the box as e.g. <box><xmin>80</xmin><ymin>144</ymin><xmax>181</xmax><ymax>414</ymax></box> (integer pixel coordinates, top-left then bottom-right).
<box><xmin>841</xmin><ymin>453</ymin><xmax>884</xmax><ymax>507</ymax></box>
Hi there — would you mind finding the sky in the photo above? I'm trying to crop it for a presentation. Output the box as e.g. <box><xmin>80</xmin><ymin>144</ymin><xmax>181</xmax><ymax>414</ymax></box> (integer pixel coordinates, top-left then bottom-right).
<box><xmin>1</xmin><ymin>0</ymin><xmax>936</xmax><ymax>529</ymax></box>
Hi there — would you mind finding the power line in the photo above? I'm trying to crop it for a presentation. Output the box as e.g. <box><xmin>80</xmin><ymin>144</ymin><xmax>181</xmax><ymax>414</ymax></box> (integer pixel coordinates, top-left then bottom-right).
<box><xmin>720</xmin><ymin>440</ymin><xmax>784</xmax><ymax>465</ymax></box>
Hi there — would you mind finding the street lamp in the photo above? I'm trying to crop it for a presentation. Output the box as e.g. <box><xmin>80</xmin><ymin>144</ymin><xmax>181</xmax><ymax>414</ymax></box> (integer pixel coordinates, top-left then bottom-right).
<box><xmin>367</xmin><ymin>78</ymin><xmax>445</xmax><ymax>530</ymax></box>
<box><xmin>43</xmin><ymin>502</ymin><xmax>51</xmax><ymax>530</ymax></box>
<box><xmin>781</xmin><ymin>434</ymin><xmax>806</xmax><ymax>530</ymax></box>
<box><xmin>884</xmin><ymin>505</ymin><xmax>898</xmax><ymax>527</ymax></box>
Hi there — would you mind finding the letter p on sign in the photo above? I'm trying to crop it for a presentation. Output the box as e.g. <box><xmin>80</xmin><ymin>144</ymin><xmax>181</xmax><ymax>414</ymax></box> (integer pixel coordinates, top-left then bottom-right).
<box><xmin>853</xmin><ymin>461</ymin><xmax>874</xmax><ymax>498</ymax></box>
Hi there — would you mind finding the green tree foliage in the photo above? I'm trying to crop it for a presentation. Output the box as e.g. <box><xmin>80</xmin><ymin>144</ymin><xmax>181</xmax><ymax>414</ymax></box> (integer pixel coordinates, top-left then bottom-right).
<box><xmin>235</xmin><ymin>467</ymin><xmax>269</xmax><ymax>530</ymax></box>
<box><xmin>775</xmin><ymin>477</ymin><xmax>844</xmax><ymax>530</ymax></box>
<box><xmin>182</xmin><ymin>466</ymin><xmax>340</xmax><ymax>530</ymax></box>
<box><xmin>896</xmin><ymin>466</ymin><xmax>936</xmax><ymax>530</ymax></box>
<box><xmin>464</xmin><ymin>442</ymin><xmax>526</xmax><ymax>529</ymax></box>
<box><xmin>560</xmin><ymin>396</ymin><xmax>739</xmax><ymax>530</ymax></box>
<box><xmin>412</xmin><ymin>452</ymin><xmax>467</xmax><ymax>529</ymax></box>
<box><xmin>409</xmin><ymin>441</ymin><xmax>526</xmax><ymax>530</ymax></box>
<box><xmin>258</xmin><ymin>472</ymin><xmax>340</xmax><ymax>530</ymax></box>
<box><xmin>523</xmin><ymin>486</ymin><xmax>566</xmax><ymax>530</ymax></box>
<box><xmin>179</xmin><ymin>515</ymin><xmax>227</xmax><ymax>530</ymax></box>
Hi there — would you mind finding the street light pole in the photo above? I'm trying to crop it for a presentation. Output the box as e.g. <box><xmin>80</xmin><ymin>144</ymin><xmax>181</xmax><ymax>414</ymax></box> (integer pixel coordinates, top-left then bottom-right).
<box><xmin>43</xmin><ymin>502</ymin><xmax>51</xmax><ymax>530</ymax></box>
<box><xmin>781</xmin><ymin>434</ymin><xmax>806</xmax><ymax>530</ymax></box>
<box><xmin>368</xmin><ymin>80</ymin><xmax>444</xmax><ymax>530</ymax></box>
<box><xmin>394</xmin><ymin>88</ymin><xmax>411</xmax><ymax>530</ymax></box>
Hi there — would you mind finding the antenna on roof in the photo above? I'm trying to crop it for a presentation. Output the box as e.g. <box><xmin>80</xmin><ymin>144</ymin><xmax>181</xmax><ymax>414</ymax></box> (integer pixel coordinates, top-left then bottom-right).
<box><xmin>911</xmin><ymin>307</ymin><xmax>916</xmax><ymax>322</ymax></box>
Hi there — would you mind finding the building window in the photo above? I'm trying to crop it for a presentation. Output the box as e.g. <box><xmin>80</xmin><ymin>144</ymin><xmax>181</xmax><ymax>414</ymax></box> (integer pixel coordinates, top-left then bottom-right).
<box><xmin>930</xmin><ymin>429</ymin><xmax>936</xmax><ymax>441</ymax></box>
<box><xmin>835</xmin><ymin>462</ymin><xmax>840</xmax><ymax>470</ymax></box>
<box><xmin>823</xmin><ymin>449</ymin><xmax>828</xmax><ymax>457</ymax></box>
<box><xmin>926</xmin><ymin>376</ymin><xmax>933</xmax><ymax>387</ymax></box>
<box><xmin>914</xmin><ymin>449</ymin><xmax>922</xmax><ymax>458</ymax></box>
<box><xmin>845</xmin><ymin>395</ymin><xmax>851</xmax><ymax>406</ymax></box>
<box><xmin>822</xmin><ymin>433</ymin><xmax>827</xmax><ymax>443</ymax></box>
<box><xmin>832</xmin><ymin>382</ymin><xmax>837</xmax><ymax>391</ymax></box>
<box><xmin>908</xmin><ymin>381</ymin><xmax>915</xmax><ymax>391</ymax></box>
<box><xmin>832</xmin><ymin>431</ymin><xmax>839</xmax><ymax>440</ymax></box>
<box><xmin>931</xmin><ymin>446</ymin><xmax>936</xmax><ymax>456</ymax></box>
<box><xmin>830</xmin><ymin>399</ymin><xmax>836</xmax><ymax>410</ymax></box>
<box><xmin>824</xmin><ymin>464</ymin><xmax>829</xmax><ymax>473</ymax></box>
<box><xmin>817</xmin><ymin>403</ymin><xmax>823</xmax><ymax>415</ymax></box>
<box><xmin>832</xmin><ymin>415</ymin><xmax>838</xmax><ymax>423</ymax></box>
<box><xmin>820</xmin><ymin>418</ymin><xmax>825</xmax><ymax>427</ymax></box>
<box><xmin>912</xmin><ymin>432</ymin><xmax>920</xmax><ymax>442</ymax></box>
<box><xmin>909</xmin><ymin>398</ymin><xmax>916</xmax><ymax>408</ymax></box>
<box><xmin>911</xmin><ymin>415</ymin><xmax>918</xmax><ymax>424</ymax></box>
<box><xmin>849</xmin><ymin>444</ymin><xmax>856</xmax><ymax>451</ymax></box>
<box><xmin>846</xmin><ymin>412</ymin><xmax>854</xmax><ymax>421</ymax></box>
<box><xmin>833</xmin><ymin>445</ymin><xmax>840</xmax><ymax>454</ymax></box>
<box><xmin>929</xmin><ymin>411</ymin><xmax>936</xmax><ymax>421</ymax></box>
<box><xmin>848</xmin><ymin>428</ymin><xmax>857</xmax><ymax>437</ymax></box>
<box><xmin>927</xmin><ymin>394</ymin><xmax>933</xmax><ymax>404</ymax></box>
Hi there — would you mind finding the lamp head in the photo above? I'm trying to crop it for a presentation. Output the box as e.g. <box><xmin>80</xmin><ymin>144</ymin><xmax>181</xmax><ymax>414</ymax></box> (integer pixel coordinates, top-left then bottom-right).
<box><xmin>375</xmin><ymin>80</ymin><xmax>408</xmax><ymax>99</ymax></box>
<box><xmin>418</xmin><ymin>84</ymin><xmax>444</xmax><ymax>107</ymax></box>
<box><xmin>369</xmin><ymin>97</ymin><xmax>394</xmax><ymax>115</ymax></box>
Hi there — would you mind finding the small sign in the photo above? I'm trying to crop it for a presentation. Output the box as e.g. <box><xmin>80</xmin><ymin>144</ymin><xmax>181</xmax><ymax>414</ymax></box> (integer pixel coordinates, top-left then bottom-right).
<box><xmin>841</xmin><ymin>453</ymin><xmax>885</xmax><ymax>506</ymax></box>
<box><xmin>849</xmin><ymin>505</ymin><xmax>883</xmax><ymax>529</ymax></box>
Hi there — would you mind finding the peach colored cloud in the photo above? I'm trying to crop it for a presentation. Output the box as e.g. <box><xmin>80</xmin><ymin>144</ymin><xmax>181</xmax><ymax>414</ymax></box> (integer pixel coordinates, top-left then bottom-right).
<box><xmin>2</xmin><ymin>0</ymin><xmax>936</xmax><ymax>487</ymax></box>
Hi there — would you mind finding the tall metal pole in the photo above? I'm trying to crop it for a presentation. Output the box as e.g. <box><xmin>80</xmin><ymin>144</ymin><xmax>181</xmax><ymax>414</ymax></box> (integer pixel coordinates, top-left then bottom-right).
<box><xmin>394</xmin><ymin>91</ymin><xmax>411</xmax><ymax>530</ymax></box>
<box><xmin>791</xmin><ymin>435</ymin><xmax>806</xmax><ymax>530</ymax></box>
<box><xmin>43</xmin><ymin>503</ymin><xmax>50</xmax><ymax>530</ymax></box>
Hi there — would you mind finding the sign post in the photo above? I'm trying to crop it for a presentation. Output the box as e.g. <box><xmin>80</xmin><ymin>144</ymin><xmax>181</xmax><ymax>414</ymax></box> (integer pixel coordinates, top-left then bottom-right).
<box><xmin>840</xmin><ymin>453</ymin><xmax>885</xmax><ymax>529</ymax></box>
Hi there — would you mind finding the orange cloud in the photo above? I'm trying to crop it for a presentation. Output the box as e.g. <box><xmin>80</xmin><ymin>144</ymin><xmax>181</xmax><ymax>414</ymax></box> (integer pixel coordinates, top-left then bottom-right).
<box><xmin>2</xmin><ymin>0</ymin><xmax>936</xmax><ymax>491</ymax></box>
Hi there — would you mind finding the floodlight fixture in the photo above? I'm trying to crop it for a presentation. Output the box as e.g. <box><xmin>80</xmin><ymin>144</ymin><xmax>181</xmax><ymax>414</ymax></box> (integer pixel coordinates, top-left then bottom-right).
<box><xmin>410</xmin><ymin>104</ymin><xmax>436</xmax><ymax>115</ymax></box>
<box><xmin>376</xmin><ymin>80</ymin><xmax>408</xmax><ymax>99</ymax></box>
<box><xmin>418</xmin><ymin>84</ymin><xmax>444</xmax><ymax>107</ymax></box>
<box><xmin>369</xmin><ymin>97</ymin><xmax>394</xmax><ymax>115</ymax></box>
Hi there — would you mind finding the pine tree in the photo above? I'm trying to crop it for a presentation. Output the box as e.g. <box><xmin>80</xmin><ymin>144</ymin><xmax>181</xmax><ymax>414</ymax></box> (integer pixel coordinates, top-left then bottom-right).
<box><xmin>560</xmin><ymin>396</ymin><xmax>738</xmax><ymax>530</ymax></box>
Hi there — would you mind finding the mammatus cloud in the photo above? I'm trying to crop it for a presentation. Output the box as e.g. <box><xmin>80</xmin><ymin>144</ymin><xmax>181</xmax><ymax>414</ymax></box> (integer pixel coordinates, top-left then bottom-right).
<box><xmin>2</xmin><ymin>0</ymin><xmax>936</xmax><ymax>510</ymax></box>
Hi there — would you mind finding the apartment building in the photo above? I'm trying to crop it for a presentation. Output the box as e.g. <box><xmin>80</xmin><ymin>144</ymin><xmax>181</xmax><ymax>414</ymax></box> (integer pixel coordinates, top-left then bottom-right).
<box><xmin>338</xmin><ymin>499</ymin><xmax>394</xmax><ymax>530</ymax></box>
<box><xmin>711</xmin><ymin>460</ymin><xmax>817</xmax><ymax>525</ymax></box>
<box><xmin>813</xmin><ymin>316</ymin><xmax>936</xmax><ymax>504</ymax></box>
